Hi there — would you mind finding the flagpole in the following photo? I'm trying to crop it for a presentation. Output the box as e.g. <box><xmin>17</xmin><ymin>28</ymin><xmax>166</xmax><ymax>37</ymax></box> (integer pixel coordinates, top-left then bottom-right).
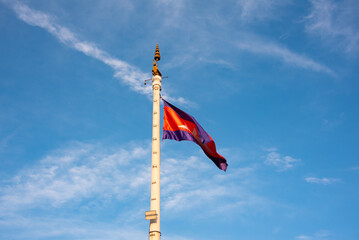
<box><xmin>145</xmin><ymin>44</ymin><xmax>162</xmax><ymax>240</ymax></box>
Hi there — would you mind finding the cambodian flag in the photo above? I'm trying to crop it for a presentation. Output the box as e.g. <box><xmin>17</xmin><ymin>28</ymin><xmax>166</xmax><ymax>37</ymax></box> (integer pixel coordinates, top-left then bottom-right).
<box><xmin>162</xmin><ymin>98</ymin><xmax>228</xmax><ymax>171</ymax></box>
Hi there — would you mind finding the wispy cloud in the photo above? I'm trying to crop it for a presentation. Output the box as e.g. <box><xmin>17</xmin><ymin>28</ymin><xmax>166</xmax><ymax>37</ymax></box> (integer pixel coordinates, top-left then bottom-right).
<box><xmin>350</xmin><ymin>166</ymin><xmax>359</xmax><ymax>171</ymax></box>
<box><xmin>4</xmin><ymin>1</ymin><xmax>150</xmax><ymax>95</ymax></box>
<box><xmin>305</xmin><ymin>177</ymin><xmax>339</xmax><ymax>185</ymax></box>
<box><xmin>237</xmin><ymin>39</ymin><xmax>335</xmax><ymax>75</ymax></box>
<box><xmin>0</xmin><ymin>131</ymin><xmax>17</xmax><ymax>152</ymax></box>
<box><xmin>296</xmin><ymin>230</ymin><xmax>331</xmax><ymax>240</ymax></box>
<box><xmin>306</xmin><ymin>0</ymin><xmax>359</xmax><ymax>53</ymax></box>
<box><xmin>0</xmin><ymin>140</ymin><xmax>272</xmax><ymax>238</ymax></box>
<box><xmin>0</xmin><ymin>142</ymin><xmax>216</xmax><ymax>214</ymax></box>
<box><xmin>0</xmin><ymin>140</ymin><xmax>153</xmax><ymax>239</ymax></box>
<box><xmin>296</xmin><ymin>235</ymin><xmax>312</xmax><ymax>240</ymax></box>
<box><xmin>198</xmin><ymin>57</ymin><xmax>236</xmax><ymax>69</ymax></box>
<box><xmin>160</xmin><ymin>94</ymin><xmax>196</xmax><ymax>107</ymax></box>
<box><xmin>2</xmin><ymin>1</ymin><xmax>189</xmax><ymax>104</ymax></box>
<box><xmin>264</xmin><ymin>148</ymin><xmax>301</xmax><ymax>171</ymax></box>
<box><xmin>0</xmin><ymin>141</ymin><xmax>151</xmax><ymax>211</ymax></box>
<box><xmin>236</xmin><ymin>0</ymin><xmax>290</xmax><ymax>22</ymax></box>
<box><xmin>0</xmin><ymin>212</ymin><xmax>196</xmax><ymax>240</ymax></box>
<box><xmin>0</xmin><ymin>215</ymin><xmax>147</xmax><ymax>240</ymax></box>
<box><xmin>150</xmin><ymin>0</ymin><xmax>333</xmax><ymax>76</ymax></box>
<box><xmin>162</xmin><ymin>155</ymin><xmax>230</xmax><ymax>212</ymax></box>
<box><xmin>161</xmin><ymin>153</ymin><xmax>270</xmax><ymax>217</ymax></box>
<box><xmin>154</xmin><ymin>0</ymin><xmax>185</xmax><ymax>27</ymax></box>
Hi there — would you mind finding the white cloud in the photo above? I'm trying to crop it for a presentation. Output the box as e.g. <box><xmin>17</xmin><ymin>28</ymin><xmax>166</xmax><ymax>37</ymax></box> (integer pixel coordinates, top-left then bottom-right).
<box><xmin>2</xmin><ymin>1</ymin><xmax>189</xmax><ymax>105</ymax></box>
<box><xmin>160</xmin><ymin>153</ymin><xmax>269</xmax><ymax>217</ymax></box>
<box><xmin>154</xmin><ymin>0</ymin><xmax>185</xmax><ymax>27</ymax></box>
<box><xmin>198</xmin><ymin>57</ymin><xmax>235</xmax><ymax>69</ymax></box>
<box><xmin>296</xmin><ymin>230</ymin><xmax>331</xmax><ymax>240</ymax></box>
<box><xmin>0</xmin><ymin>141</ymin><xmax>260</xmax><ymax>216</ymax></box>
<box><xmin>315</xmin><ymin>230</ymin><xmax>331</xmax><ymax>238</ymax></box>
<box><xmin>0</xmin><ymin>214</ymin><xmax>147</xmax><ymax>240</ymax></box>
<box><xmin>148</xmin><ymin>0</ymin><xmax>333</xmax><ymax>76</ymax></box>
<box><xmin>306</xmin><ymin>0</ymin><xmax>359</xmax><ymax>53</ymax></box>
<box><xmin>305</xmin><ymin>177</ymin><xmax>339</xmax><ymax>185</ymax></box>
<box><xmin>236</xmin><ymin>0</ymin><xmax>290</xmax><ymax>22</ymax></box>
<box><xmin>0</xmin><ymin>131</ymin><xmax>17</xmax><ymax>152</ymax></box>
<box><xmin>296</xmin><ymin>235</ymin><xmax>312</xmax><ymax>240</ymax></box>
<box><xmin>0</xmin><ymin>141</ymin><xmax>151</xmax><ymax>211</ymax></box>
<box><xmin>237</xmin><ymin>39</ymin><xmax>335</xmax><ymax>75</ymax></box>
<box><xmin>264</xmin><ymin>149</ymin><xmax>301</xmax><ymax>171</ymax></box>
<box><xmin>160</xmin><ymin>94</ymin><xmax>196</xmax><ymax>108</ymax></box>
<box><xmin>161</xmin><ymin>155</ymin><xmax>225</xmax><ymax>212</ymax></box>
<box><xmin>5</xmin><ymin>1</ymin><xmax>150</xmax><ymax>95</ymax></box>
<box><xmin>0</xmin><ymin>140</ymin><xmax>270</xmax><ymax>239</ymax></box>
<box><xmin>0</xmin><ymin>140</ymin><xmax>155</xmax><ymax>238</ymax></box>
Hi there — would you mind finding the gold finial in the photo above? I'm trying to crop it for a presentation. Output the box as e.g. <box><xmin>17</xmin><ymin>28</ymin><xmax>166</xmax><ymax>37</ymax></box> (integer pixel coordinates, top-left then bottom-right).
<box><xmin>152</xmin><ymin>44</ymin><xmax>162</xmax><ymax>76</ymax></box>
<box><xmin>154</xmin><ymin>43</ymin><xmax>161</xmax><ymax>62</ymax></box>
<box><xmin>152</xmin><ymin>59</ymin><xmax>162</xmax><ymax>76</ymax></box>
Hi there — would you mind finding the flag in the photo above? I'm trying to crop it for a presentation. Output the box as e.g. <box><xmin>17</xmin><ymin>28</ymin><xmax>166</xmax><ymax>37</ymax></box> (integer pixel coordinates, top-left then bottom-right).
<box><xmin>162</xmin><ymin>98</ymin><xmax>228</xmax><ymax>171</ymax></box>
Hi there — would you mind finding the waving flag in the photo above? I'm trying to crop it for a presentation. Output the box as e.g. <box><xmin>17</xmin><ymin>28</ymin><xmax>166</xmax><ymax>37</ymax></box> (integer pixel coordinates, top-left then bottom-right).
<box><xmin>162</xmin><ymin>98</ymin><xmax>228</xmax><ymax>171</ymax></box>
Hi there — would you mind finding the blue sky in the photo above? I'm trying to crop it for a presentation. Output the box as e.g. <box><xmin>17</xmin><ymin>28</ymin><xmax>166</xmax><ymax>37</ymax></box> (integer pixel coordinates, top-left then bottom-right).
<box><xmin>0</xmin><ymin>0</ymin><xmax>358</xmax><ymax>239</ymax></box>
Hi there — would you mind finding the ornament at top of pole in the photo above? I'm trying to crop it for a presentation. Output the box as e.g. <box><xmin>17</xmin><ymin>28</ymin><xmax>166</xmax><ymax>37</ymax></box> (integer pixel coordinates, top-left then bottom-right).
<box><xmin>154</xmin><ymin>43</ymin><xmax>161</xmax><ymax>62</ymax></box>
<box><xmin>152</xmin><ymin>44</ymin><xmax>162</xmax><ymax>76</ymax></box>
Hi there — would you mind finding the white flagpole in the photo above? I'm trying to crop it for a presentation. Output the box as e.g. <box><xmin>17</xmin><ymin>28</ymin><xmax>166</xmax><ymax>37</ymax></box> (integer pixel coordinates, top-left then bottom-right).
<box><xmin>145</xmin><ymin>44</ymin><xmax>162</xmax><ymax>240</ymax></box>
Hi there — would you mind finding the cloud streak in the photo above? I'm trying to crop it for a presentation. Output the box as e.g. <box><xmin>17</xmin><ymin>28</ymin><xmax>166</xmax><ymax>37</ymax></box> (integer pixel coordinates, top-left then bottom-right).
<box><xmin>0</xmin><ymin>215</ymin><xmax>147</xmax><ymax>240</ymax></box>
<box><xmin>0</xmin><ymin>141</ymin><xmax>151</xmax><ymax>211</ymax></box>
<box><xmin>296</xmin><ymin>230</ymin><xmax>331</xmax><ymax>240</ymax></box>
<box><xmin>0</xmin><ymin>140</ymin><xmax>154</xmax><ymax>239</ymax></box>
<box><xmin>5</xmin><ymin>1</ymin><xmax>152</xmax><ymax>95</ymax></box>
<box><xmin>236</xmin><ymin>0</ymin><xmax>289</xmax><ymax>22</ymax></box>
<box><xmin>306</xmin><ymin>0</ymin><xmax>359</xmax><ymax>53</ymax></box>
<box><xmin>161</xmin><ymin>154</ymin><xmax>268</xmax><ymax>217</ymax></box>
<box><xmin>305</xmin><ymin>177</ymin><xmax>339</xmax><ymax>185</ymax></box>
<box><xmin>237</xmin><ymin>39</ymin><xmax>335</xmax><ymax>75</ymax></box>
<box><xmin>2</xmin><ymin>0</ymin><xmax>190</xmax><ymax>105</ymax></box>
<box><xmin>0</xmin><ymin>140</ymin><xmax>271</xmax><ymax>239</ymax></box>
<box><xmin>264</xmin><ymin>149</ymin><xmax>301</xmax><ymax>171</ymax></box>
<box><xmin>148</xmin><ymin>0</ymin><xmax>333</xmax><ymax>76</ymax></box>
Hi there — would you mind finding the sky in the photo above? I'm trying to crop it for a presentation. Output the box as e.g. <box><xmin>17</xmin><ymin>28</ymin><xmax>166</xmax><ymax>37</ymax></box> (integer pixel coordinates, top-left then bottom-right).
<box><xmin>0</xmin><ymin>0</ymin><xmax>358</xmax><ymax>239</ymax></box>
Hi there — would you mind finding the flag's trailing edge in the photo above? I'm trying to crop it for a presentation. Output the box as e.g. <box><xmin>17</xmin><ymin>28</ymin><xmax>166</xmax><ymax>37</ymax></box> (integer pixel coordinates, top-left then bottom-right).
<box><xmin>162</xmin><ymin>98</ymin><xmax>228</xmax><ymax>171</ymax></box>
